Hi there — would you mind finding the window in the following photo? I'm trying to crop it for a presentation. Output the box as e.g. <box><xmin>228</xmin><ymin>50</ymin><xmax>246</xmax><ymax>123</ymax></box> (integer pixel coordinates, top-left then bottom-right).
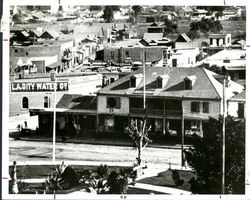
<box><xmin>22</xmin><ymin>97</ymin><xmax>29</xmax><ymax>109</ymax></box>
<box><xmin>238</xmin><ymin>103</ymin><xmax>244</xmax><ymax>118</ymax></box>
<box><xmin>223</xmin><ymin>59</ymin><xmax>230</xmax><ymax>63</ymax></box>
<box><xmin>238</xmin><ymin>71</ymin><xmax>245</xmax><ymax>79</ymax></box>
<box><xmin>184</xmin><ymin>79</ymin><xmax>192</xmax><ymax>90</ymax></box>
<box><xmin>15</xmin><ymin>49</ymin><xmax>18</xmax><ymax>53</ymax></box>
<box><xmin>111</xmin><ymin>51</ymin><xmax>115</xmax><ymax>60</ymax></box>
<box><xmin>210</xmin><ymin>38</ymin><xmax>213</xmax><ymax>45</ymax></box>
<box><xmin>130</xmin><ymin>98</ymin><xmax>143</xmax><ymax>109</ymax></box>
<box><xmin>157</xmin><ymin>78</ymin><xmax>162</xmax><ymax>88</ymax></box>
<box><xmin>26</xmin><ymin>52</ymin><xmax>28</xmax><ymax>56</ymax></box>
<box><xmin>172</xmin><ymin>59</ymin><xmax>177</xmax><ymax>67</ymax></box>
<box><xmin>202</xmin><ymin>102</ymin><xmax>209</xmax><ymax>113</ymax></box>
<box><xmin>110</xmin><ymin>78</ymin><xmax>115</xmax><ymax>83</ymax></box>
<box><xmin>107</xmin><ymin>97</ymin><xmax>120</xmax><ymax>109</ymax></box>
<box><xmin>217</xmin><ymin>39</ymin><xmax>219</xmax><ymax>46</ymax></box>
<box><xmin>191</xmin><ymin>102</ymin><xmax>200</xmax><ymax>113</ymax></box>
<box><xmin>125</xmin><ymin>51</ymin><xmax>130</xmax><ymax>58</ymax></box>
<box><xmin>44</xmin><ymin>96</ymin><xmax>50</xmax><ymax>108</ymax></box>
<box><xmin>130</xmin><ymin>76</ymin><xmax>136</xmax><ymax>88</ymax></box>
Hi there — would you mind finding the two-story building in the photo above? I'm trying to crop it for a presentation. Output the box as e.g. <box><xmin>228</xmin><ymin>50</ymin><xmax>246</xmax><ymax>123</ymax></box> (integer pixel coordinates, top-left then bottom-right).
<box><xmin>10</xmin><ymin>72</ymin><xmax>102</xmax><ymax>117</ymax></box>
<box><xmin>96</xmin><ymin>66</ymin><xmax>243</xmax><ymax>137</ymax></box>
<box><xmin>203</xmin><ymin>33</ymin><xmax>232</xmax><ymax>56</ymax></box>
<box><xmin>10</xmin><ymin>39</ymin><xmax>75</xmax><ymax>74</ymax></box>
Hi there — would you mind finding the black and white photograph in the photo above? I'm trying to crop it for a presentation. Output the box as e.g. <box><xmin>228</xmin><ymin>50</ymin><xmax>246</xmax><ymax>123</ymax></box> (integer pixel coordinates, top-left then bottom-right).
<box><xmin>2</xmin><ymin>0</ymin><xmax>249</xmax><ymax>199</ymax></box>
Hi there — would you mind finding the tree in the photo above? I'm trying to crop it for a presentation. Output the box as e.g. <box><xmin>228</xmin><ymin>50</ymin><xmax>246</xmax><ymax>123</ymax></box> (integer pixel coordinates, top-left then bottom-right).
<box><xmin>131</xmin><ymin>5</ymin><xmax>143</xmax><ymax>16</ymax></box>
<box><xmin>162</xmin><ymin>6</ymin><xmax>175</xmax><ymax>11</ymax></box>
<box><xmin>127</xmin><ymin>119</ymin><xmax>152</xmax><ymax>166</ymax></box>
<box><xmin>89</xmin><ymin>5</ymin><xmax>102</xmax><ymax>11</ymax></box>
<box><xmin>185</xmin><ymin>116</ymin><xmax>245</xmax><ymax>194</ymax></box>
<box><xmin>188</xmin><ymin>18</ymin><xmax>223</xmax><ymax>38</ymax></box>
<box><xmin>164</xmin><ymin>19</ymin><xmax>178</xmax><ymax>35</ymax></box>
<box><xmin>110</xmin><ymin>6</ymin><xmax>120</xmax><ymax>11</ymax></box>
<box><xmin>103</xmin><ymin>6</ymin><xmax>114</xmax><ymax>22</ymax></box>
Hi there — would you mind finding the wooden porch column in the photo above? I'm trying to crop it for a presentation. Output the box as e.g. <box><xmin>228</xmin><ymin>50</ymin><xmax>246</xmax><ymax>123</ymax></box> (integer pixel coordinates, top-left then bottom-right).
<box><xmin>199</xmin><ymin>119</ymin><xmax>203</xmax><ymax>137</ymax></box>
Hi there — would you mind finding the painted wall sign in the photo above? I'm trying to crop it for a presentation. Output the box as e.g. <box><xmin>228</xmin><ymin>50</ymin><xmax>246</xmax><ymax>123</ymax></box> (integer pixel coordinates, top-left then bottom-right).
<box><xmin>11</xmin><ymin>82</ymin><xmax>69</xmax><ymax>92</ymax></box>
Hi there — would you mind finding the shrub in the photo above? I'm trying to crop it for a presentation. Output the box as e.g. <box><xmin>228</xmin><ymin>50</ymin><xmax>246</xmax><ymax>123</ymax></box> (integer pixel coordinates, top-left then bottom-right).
<box><xmin>172</xmin><ymin>170</ymin><xmax>184</xmax><ymax>186</ymax></box>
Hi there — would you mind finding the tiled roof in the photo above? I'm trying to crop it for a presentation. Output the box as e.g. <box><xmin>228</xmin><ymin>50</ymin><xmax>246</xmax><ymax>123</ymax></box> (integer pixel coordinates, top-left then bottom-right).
<box><xmin>98</xmin><ymin>66</ymin><xmax>229</xmax><ymax>100</ymax></box>
<box><xmin>56</xmin><ymin>94</ymin><xmax>97</xmax><ymax>110</ymax></box>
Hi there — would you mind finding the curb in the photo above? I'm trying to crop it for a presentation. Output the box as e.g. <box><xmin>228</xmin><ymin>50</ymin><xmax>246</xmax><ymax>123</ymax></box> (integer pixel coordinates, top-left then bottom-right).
<box><xmin>15</xmin><ymin>137</ymin><xmax>191</xmax><ymax>150</ymax></box>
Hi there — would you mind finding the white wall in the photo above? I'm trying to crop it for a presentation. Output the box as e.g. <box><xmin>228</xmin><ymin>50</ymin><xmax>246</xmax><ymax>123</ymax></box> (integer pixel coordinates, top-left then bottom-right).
<box><xmin>182</xmin><ymin>99</ymin><xmax>221</xmax><ymax>119</ymax></box>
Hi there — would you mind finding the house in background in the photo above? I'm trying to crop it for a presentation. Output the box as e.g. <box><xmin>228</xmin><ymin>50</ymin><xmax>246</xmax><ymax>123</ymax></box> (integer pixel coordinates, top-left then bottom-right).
<box><xmin>10</xmin><ymin>72</ymin><xmax>102</xmax><ymax>117</ymax></box>
<box><xmin>203</xmin><ymin>33</ymin><xmax>232</xmax><ymax>56</ymax></box>
<box><xmin>40</xmin><ymin>30</ymin><xmax>60</xmax><ymax>40</ymax></box>
<box><xmin>201</xmin><ymin>49</ymin><xmax>246</xmax><ymax>84</ymax></box>
<box><xmin>147</xmin><ymin>22</ymin><xmax>164</xmax><ymax>33</ymax></box>
<box><xmin>176</xmin><ymin>6</ymin><xmax>193</xmax><ymax>18</ymax></box>
<box><xmin>175</xmin><ymin>33</ymin><xmax>192</xmax><ymax>48</ymax></box>
<box><xmin>191</xmin><ymin>9</ymin><xmax>208</xmax><ymax>20</ymax></box>
<box><xmin>232</xmin><ymin>39</ymin><xmax>246</xmax><ymax>49</ymax></box>
<box><xmin>228</xmin><ymin>90</ymin><xmax>245</xmax><ymax>119</ymax></box>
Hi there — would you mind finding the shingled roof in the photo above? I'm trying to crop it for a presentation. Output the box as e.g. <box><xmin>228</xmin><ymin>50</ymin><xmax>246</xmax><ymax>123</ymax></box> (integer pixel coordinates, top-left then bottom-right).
<box><xmin>98</xmin><ymin>66</ymin><xmax>244</xmax><ymax>100</ymax></box>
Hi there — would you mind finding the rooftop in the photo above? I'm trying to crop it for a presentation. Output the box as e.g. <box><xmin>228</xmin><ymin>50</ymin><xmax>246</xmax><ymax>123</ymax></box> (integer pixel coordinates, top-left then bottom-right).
<box><xmin>230</xmin><ymin>90</ymin><xmax>245</xmax><ymax>102</ymax></box>
<box><xmin>98</xmin><ymin>66</ymin><xmax>243</xmax><ymax>100</ymax></box>
<box><xmin>57</xmin><ymin>94</ymin><xmax>97</xmax><ymax>110</ymax></box>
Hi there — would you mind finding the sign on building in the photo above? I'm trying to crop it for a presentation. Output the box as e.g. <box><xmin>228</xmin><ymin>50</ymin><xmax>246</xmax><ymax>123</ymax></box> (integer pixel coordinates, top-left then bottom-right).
<box><xmin>11</xmin><ymin>82</ymin><xmax>69</xmax><ymax>92</ymax></box>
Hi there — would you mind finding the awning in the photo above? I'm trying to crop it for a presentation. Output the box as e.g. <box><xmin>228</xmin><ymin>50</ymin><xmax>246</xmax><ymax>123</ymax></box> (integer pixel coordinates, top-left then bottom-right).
<box><xmin>46</xmin><ymin>62</ymin><xmax>59</xmax><ymax>69</ymax></box>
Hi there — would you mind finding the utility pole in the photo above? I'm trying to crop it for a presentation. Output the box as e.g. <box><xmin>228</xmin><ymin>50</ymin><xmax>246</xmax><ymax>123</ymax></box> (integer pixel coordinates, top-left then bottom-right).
<box><xmin>181</xmin><ymin>96</ymin><xmax>185</xmax><ymax>167</ymax></box>
<box><xmin>52</xmin><ymin>73</ymin><xmax>57</xmax><ymax>163</ymax></box>
<box><xmin>222</xmin><ymin>76</ymin><xmax>227</xmax><ymax>194</ymax></box>
<box><xmin>143</xmin><ymin>50</ymin><xmax>146</xmax><ymax>110</ymax></box>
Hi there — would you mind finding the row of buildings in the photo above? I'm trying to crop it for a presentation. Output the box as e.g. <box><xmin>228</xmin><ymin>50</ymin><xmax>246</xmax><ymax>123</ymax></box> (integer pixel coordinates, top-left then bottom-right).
<box><xmin>10</xmin><ymin>65</ymin><xmax>245</xmax><ymax>138</ymax></box>
<box><xmin>9</xmin><ymin>6</ymin><xmax>246</xmax><ymax>140</ymax></box>
<box><xmin>10</xmin><ymin>27</ymin><xmax>101</xmax><ymax>75</ymax></box>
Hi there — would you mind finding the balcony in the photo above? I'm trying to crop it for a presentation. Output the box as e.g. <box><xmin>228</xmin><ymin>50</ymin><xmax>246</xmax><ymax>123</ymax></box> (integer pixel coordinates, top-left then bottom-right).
<box><xmin>130</xmin><ymin>108</ymin><xmax>182</xmax><ymax>117</ymax></box>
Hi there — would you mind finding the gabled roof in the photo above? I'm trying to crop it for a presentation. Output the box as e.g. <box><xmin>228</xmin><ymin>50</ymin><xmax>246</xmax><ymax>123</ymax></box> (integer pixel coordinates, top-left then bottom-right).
<box><xmin>97</xmin><ymin>66</ymin><xmax>243</xmax><ymax>100</ymax></box>
<box><xmin>178</xmin><ymin>7</ymin><xmax>193</xmax><ymax>13</ymax></box>
<box><xmin>230</xmin><ymin>90</ymin><xmax>245</xmax><ymax>102</ymax></box>
<box><xmin>175</xmin><ymin>33</ymin><xmax>191</xmax><ymax>43</ymax></box>
<box><xmin>41</xmin><ymin>30</ymin><xmax>60</xmax><ymax>39</ymax></box>
<box><xmin>29</xmin><ymin>30</ymin><xmax>42</xmax><ymax>38</ymax></box>
<box><xmin>232</xmin><ymin>39</ymin><xmax>246</xmax><ymax>46</ymax></box>
<box><xmin>57</xmin><ymin>94</ymin><xmax>97</xmax><ymax>110</ymax></box>
<box><xmin>149</xmin><ymin>22</ymin><xmax>161</xmax><ymax>27</ymax></box>
<box><xmin>204</xmin><ymin>49</ymin><xmax>246</xmax><ymax>60</ymax></box>
<box><xmin>193</xmin><ymin>9</ymin><xmax>208</xmax><ymax>14</ymax></box>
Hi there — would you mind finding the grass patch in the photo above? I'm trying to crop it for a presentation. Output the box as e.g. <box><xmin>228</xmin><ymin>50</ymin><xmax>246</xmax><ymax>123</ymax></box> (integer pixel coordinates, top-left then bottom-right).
<box><xmin>138</xmin><ymin>169</ymin><xmax>195</xmax><ymax>191</ymax></box>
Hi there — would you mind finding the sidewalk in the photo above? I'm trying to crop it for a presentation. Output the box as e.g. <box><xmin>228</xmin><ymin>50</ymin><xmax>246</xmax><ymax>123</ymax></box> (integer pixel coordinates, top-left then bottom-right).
<box><xmin>15</xmin><ymin>135</ymin><xmax>192</xmax><ymax>150</ymax></box>
<box><xmin>129</xmin><ymin>183</ymin><xmax>191</xmax><ymax>195</ymax></box>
